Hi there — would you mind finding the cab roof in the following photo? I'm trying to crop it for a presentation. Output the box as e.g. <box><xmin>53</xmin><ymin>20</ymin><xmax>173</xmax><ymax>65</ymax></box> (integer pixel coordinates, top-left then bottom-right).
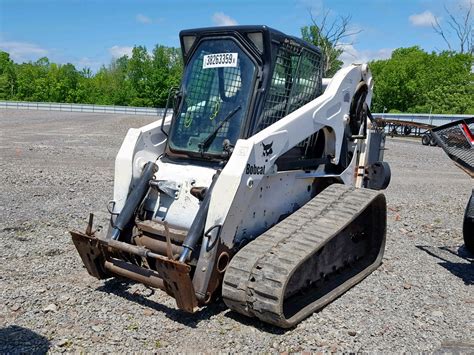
<box><xmin>179</xmin><ymin>25</ymin><xmax>321</xmax><ymax>59</ymax></box>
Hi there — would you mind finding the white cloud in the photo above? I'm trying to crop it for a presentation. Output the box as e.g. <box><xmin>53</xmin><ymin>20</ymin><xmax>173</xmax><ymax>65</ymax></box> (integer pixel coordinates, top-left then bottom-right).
<box><xmin>212</xmin><ymin>12</ymin><xmax>238</xmax><ymax>26</ymax></box>
<box><xmin>76</xmin><ymin>57</ymin><xmax>94</xmax><ymax>67</ymax></box>
<box><xmin>409</xmin><ymin>10</ymin><xmax>438</xmax><ymax>27</ymax></box>
<box><xmin>136</xmin><ymin>14</ymin><xmax>152</xmax><ymax>24</ymax></box>
<box><xmin>0</xmin><ymin>40</ymin><xmax>48</xmax><ymax>62</ymax></box>
<box><xmin>109</xmin><ymin>45</ymin><xmax>133</xmax><ymax>58</ymax></box>
<box><xmin>74</xmin><ymin>57</ymin><xmax>103</xmax><ymax>71</ymax></box>
<box><xmin>339</xmin><ymin>44</ymin><xmax>393</xmax><ymax>66</ymax></box>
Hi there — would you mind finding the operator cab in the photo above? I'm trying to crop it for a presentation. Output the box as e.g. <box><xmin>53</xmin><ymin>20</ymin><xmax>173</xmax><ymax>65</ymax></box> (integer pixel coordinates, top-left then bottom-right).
<box><xmin>166</xmin><ymin>25</ymin><xmax>324</xmax><ymax>162</ymax></box>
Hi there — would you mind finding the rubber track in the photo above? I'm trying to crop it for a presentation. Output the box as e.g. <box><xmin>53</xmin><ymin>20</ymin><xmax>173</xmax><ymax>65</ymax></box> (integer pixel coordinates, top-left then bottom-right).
<box><xmin>222</xmin><ymin>184</ymin><xmax>386</xmax><ymax>328</ymax></box>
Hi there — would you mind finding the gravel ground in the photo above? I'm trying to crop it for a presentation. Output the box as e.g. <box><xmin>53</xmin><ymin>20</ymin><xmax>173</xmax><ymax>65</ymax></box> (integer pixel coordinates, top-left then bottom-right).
<box><xmin>0</xmin><ymin>109</ymin><xmax>472</xmax><ymax>353</ymax></box>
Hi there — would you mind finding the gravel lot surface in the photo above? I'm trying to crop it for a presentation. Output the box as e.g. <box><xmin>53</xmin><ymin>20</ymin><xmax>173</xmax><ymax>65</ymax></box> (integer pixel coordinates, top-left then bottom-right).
<box><xmin>1</xmin><ymin>109</ymin><xmax>472</xmax><ymax>353</ymax></box>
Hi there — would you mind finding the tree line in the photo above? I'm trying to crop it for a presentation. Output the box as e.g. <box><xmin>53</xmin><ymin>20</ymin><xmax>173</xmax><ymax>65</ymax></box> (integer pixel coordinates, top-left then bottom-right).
<box><xmin>370</xmin><ymin>47</ymin><xmax>473</xmax><ymax>114</ymax></box>
<box><xmin>0</xmin><ymin>43</ymin><xmax>472</xmax><ymax>114</ymax></box>
<box><xmin>0</xmin><ymin>45</ymin><xmax>183</xmax><ymax>107</ymax></box>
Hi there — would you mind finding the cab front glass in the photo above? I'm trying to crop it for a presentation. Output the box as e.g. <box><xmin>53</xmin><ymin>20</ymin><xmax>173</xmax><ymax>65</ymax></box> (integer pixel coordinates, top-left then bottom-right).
<box><xmin>168</xmin><ymin>39</ymin><xmax>256</xmax><ymax>156</ymax></box>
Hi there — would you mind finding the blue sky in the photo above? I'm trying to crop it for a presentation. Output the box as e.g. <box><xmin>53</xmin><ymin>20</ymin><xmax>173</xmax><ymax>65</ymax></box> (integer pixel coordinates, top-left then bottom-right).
<box><xmin>0</xmin><ymin>0</ymin><xmax>472</xmax><ymax>71</ymax></box>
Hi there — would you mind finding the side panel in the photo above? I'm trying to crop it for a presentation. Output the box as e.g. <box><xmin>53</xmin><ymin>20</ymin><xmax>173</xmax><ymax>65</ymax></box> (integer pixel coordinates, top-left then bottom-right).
<box><xmin>233</xmin><ymin>172</ymin><xmax>314</xmax><ymax>245</ymax></box>
<box><xmin>113</xmin><ymin>116</ymin><xmax>171</xmax><ymax>213</ymax></box>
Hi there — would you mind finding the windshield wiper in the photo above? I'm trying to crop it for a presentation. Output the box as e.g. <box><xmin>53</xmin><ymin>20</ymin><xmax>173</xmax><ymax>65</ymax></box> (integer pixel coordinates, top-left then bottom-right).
<box><xmin>198</xmin><ymin>105</ymin><xmax>241</xmax><ymax>154</ymax></box>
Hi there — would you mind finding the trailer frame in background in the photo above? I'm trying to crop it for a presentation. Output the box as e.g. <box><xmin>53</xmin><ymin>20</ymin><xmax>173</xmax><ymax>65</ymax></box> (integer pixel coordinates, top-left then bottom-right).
<box><xmin>375</xmin><ymin>118</ymin><xmax>435</xmax><ymax>137</ymax></box>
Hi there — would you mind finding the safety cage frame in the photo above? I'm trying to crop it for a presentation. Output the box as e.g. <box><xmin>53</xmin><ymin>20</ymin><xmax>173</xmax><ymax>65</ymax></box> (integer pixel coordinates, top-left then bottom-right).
<box><xmin>165</xmin><ymin>25</ymin><xmax>324</xmax><ymax>162</ymax></box>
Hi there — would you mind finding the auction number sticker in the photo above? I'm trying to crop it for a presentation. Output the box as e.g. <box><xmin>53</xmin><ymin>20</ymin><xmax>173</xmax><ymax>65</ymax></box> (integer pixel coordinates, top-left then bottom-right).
<box><xmin>203</xmin><ymin>53</ymin><xmax>238</xmax><ymax>69</ymax></box>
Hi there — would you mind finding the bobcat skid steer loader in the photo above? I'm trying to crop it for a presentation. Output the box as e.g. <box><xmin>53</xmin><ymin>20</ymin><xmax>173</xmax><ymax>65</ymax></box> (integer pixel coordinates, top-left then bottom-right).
<box><xmin>70</xmin><ymin>26</ymin><xmax>391</xmax><ymax>328</ymax></box>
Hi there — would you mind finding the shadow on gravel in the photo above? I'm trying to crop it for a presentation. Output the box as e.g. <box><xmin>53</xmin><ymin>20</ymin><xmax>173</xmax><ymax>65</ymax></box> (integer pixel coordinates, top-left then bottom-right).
<box><xmin>97</xmin><ymin>279</ymin><xmax>226</xmax><ymax>327</ymax></box>
<box><xmin>416</xmin><ymin>245</ymin><xmax>473</xmax><ymax>285</ymax></box>
<box><xmin>224</xmin><ymin>311</ymin><xmax>289</xmax><ymax>335</ymax></box>
<box><xmin>0</xmin><ymin>325</ymin><xmax>50</xmax><ymax>354</ymax></box>
<box><xmin>451</xmin><ymin>245</ymin><xmax>474</xmax><ymax>261</ymax></box>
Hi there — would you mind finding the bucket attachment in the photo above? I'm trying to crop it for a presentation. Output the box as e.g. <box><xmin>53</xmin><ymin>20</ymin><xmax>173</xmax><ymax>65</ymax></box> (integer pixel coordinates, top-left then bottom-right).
<box><xmin>70</xmin><ymin>224</ymin><xmax>198</xmax><ymax>313</ymax></box>
<box><xmin>71</xmin><ymin>231</ymin><xmax>109</xmax><ymax>279</ymax></box>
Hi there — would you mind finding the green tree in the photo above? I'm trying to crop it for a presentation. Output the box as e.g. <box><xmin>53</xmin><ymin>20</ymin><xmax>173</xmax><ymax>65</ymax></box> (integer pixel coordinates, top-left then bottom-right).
<box><xmin>301</xmin><ymin>11</ymin><xmax>360</xmax><ymax>77</ymax></box>
<box><xmin>148</xmin><ymin>45</ymin><xmax>183</xmax><ymax>107</ymax></box>
<box><xmin>47</xmin><ymin>63</ymin><xmax>81</xmax><ymax>102</ymax></box>
<box><xmin>370</xmin><ymin>47</ymin><xmax>474</xmax><ymax>114</ymax></box>
<box><xmin>0</xmin><ymin>51</ymin><xmax>16</xmax><ymax>99</ymax></box>
<box><xmin>15</xmin><ymin>58</ymin><xmax>49</xmax><ymax>101</ymax></box>
<box><xmin>127</xmin><ymin>46</ymin><xmax>152</xmax><ymax>106</ymax></box>
<box><xmin>301</xmin><ymin>25</ymin><xmax>343</xmax><ymax>77</ymax></box>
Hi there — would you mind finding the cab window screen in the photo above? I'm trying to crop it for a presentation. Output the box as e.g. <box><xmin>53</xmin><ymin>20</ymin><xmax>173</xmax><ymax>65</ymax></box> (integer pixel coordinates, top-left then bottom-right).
<box><xmin>257</xmin><ymin>43</ymin><xmax>323</xmax><ymax>132</ymax></box>
<box><xmin>169</xmin><ymin>39</ymin><xmax>255</xmax><ymax>155</ymax></box>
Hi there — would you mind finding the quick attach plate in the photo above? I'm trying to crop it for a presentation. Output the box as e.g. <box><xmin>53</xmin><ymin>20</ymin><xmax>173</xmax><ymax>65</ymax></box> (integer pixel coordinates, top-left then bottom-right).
<box><xmin>70</xmin><ymin>230</ymin><xmax>198</xmax><ymax>313</ymax></box>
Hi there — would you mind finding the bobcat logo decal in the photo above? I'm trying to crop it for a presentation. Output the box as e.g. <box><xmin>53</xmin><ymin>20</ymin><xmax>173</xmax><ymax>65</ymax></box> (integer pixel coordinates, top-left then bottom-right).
<box><xmin>261</xmin><ymin>141</ymin><xmax>273</xmax><ymax>157</ymax></box>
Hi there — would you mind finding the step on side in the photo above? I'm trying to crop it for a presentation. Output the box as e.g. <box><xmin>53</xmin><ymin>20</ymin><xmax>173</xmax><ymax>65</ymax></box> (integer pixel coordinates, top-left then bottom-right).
<box><xmin>222</xmin><ymin>184</ymin><xmax>387</xmax><ymax>328</ymax></box>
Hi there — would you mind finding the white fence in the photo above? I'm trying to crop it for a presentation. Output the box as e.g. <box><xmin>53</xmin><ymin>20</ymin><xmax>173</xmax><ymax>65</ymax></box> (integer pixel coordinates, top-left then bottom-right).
<box><xmin>1</xmin><ymin>100</ymin><xmax>471</xmax><ymax>127</ymax></box>
<box><xmin>0</xmin><ymin>100</ymin><xmax>166</xmax><ymax>117</ymax></box>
